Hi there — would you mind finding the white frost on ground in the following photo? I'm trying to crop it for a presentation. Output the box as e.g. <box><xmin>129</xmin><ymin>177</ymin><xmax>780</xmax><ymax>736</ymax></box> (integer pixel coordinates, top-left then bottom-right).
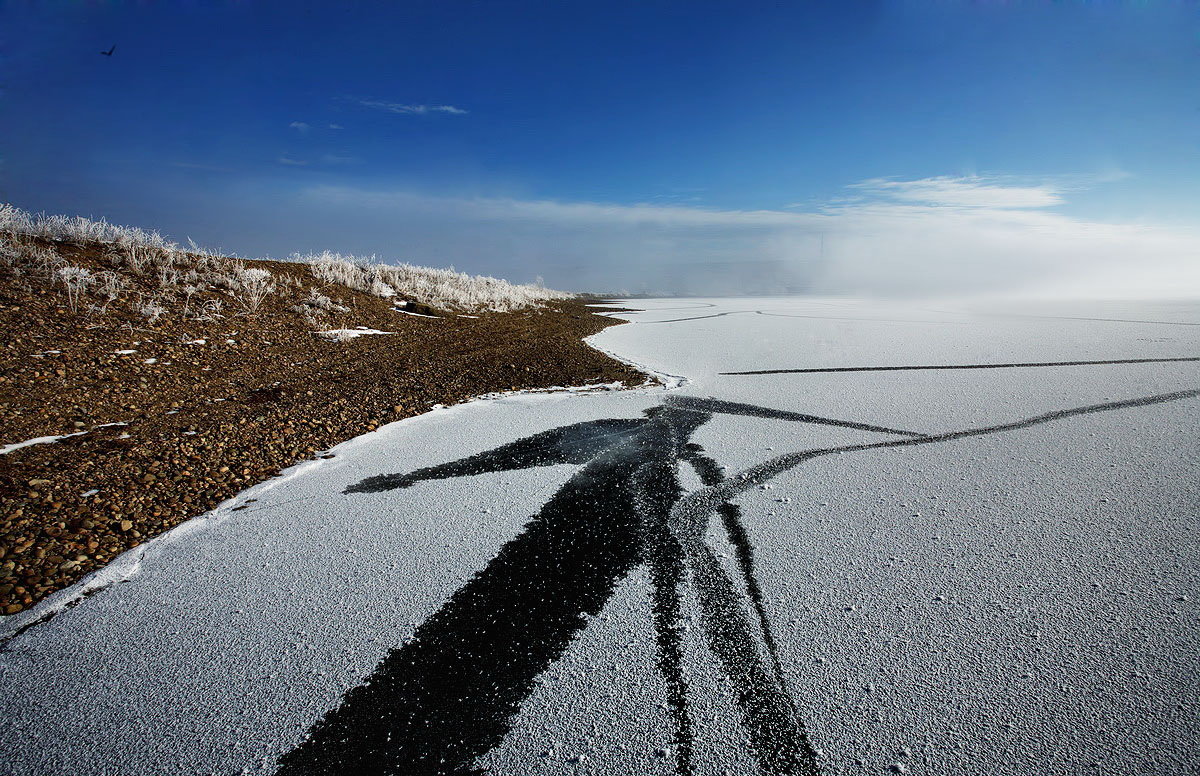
<box><xmin>316</xmin><ymin>328</ymin><xmax>395</xmax><ymax>341</ymax></box>
<box><xmin>0</xmin><ymin>297</ymin><xmax>1196</xmax><ymax>776</ymax></box>
<box><xmin>0</xmin><ymin>431</ymin><xmax>88</xmax><ymax>455</ymax></box>
<box><xmin>1</xmin><ymin>422</ymin><xmax>130</xmax><ymax>456</ymax></box>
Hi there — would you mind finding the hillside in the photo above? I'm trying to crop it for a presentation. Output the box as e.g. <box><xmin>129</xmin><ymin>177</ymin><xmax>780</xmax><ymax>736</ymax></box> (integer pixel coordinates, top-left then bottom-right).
<box><xmin>0</xmin><ymin>206</ymin><xmax>642</xmax><ymax>614</ymax></box>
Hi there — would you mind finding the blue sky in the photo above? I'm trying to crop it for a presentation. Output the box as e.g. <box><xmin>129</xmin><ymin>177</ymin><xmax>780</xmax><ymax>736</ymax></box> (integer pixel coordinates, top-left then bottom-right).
<box><xmin>2</xmin><ymin>1</ymin><xmax>1198</xmax><ymax>296</ymax></box>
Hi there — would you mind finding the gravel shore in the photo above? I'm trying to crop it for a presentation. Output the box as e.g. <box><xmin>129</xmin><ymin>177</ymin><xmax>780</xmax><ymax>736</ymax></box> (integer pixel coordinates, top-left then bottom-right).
<box><xmin>0</xmin><ymin>235</ymin><xmax>641</xmax><ymax>614</ymax></box>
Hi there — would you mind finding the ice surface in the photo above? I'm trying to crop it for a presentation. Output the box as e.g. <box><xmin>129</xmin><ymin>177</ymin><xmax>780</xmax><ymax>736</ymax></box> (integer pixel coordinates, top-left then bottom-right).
<box><xmin>0</xmin><ymin>297</ymin><xmax>1196</xmax><ymax>776</ymax></box>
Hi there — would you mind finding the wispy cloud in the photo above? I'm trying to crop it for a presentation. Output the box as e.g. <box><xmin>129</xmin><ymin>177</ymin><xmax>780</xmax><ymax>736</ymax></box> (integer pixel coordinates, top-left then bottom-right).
<box><xmin>328</xmin><ymin>123</ymin><xmax>344</xmax><ymax>130</ymax></box>
<box><xmin>277</xmin><ymin>156</ymin><xmax>309</xmax><ymax>166</ymax></box>
<box><xmin>850</xmin><ymin>175</ymin><xmax>1065</xmax><ymax>209</ymax></box>
<box><xmin>353</xmin><ymin>99</ymin><xmax>468</xmax><ymax>116</ymax></box>
<box><xmin>288</xmin><ymin>121</ymin><xmax>310</xmax><ymax>133</ymax></box>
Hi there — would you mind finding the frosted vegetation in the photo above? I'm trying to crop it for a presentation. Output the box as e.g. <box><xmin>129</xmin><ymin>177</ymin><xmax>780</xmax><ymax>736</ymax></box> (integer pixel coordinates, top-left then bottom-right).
<box><xmin>0</xmin><ymin>203</ymin><xmax>571</xmax><ymax>314</ymax></box>
<box><xmin>300</xmin><ymin>250</ymin><xmax>570</xmax><ymax>312</ymax></box>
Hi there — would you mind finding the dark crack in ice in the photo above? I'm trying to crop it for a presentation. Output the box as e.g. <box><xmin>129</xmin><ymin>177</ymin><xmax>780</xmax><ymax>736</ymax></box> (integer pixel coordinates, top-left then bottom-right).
<box><xmin>280</xmin><ymin>386</ymin><xmax>1199</xmax><ymax>776</ymax></box>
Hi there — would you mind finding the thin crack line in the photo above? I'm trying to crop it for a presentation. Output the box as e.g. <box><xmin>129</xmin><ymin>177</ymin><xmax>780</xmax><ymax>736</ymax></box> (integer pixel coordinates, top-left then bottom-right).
<box><xmin>721</xmin><ymin>356</ymin><xmax>1200</xmax><ymax>375</ymax></box>
<box><xmin>966</xmin><ymin>311</ymin><xmax>1200</xmax><ymax>327</ymax></box>
<box><xmin>670</xmin><ymin>388</ymin><xmax>1200</xmax><ymax>533</ymax></box>
<box><xmin>666</xmin><ymin>395</ymin><xmax>925</xmax><ymax>437</ymax></box>
<box><xmin>645</xmin><ymin>310</ymin><xmax>959</xmax><ymax>325</ymax></box>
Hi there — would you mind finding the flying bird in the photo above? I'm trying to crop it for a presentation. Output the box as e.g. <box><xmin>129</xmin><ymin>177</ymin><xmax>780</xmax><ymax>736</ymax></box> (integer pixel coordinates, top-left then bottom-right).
<box><xmin>100</xmin><ymin>45</ymin><xmax>115</xmax><ymax>56</ymax></box>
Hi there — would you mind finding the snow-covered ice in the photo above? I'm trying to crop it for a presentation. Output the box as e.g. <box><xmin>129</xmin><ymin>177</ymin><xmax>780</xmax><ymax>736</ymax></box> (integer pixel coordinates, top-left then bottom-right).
<box><xmin>1</xmin><ymin>297</ymin><xmax>1197</xmax><ymax>776</ymax></box>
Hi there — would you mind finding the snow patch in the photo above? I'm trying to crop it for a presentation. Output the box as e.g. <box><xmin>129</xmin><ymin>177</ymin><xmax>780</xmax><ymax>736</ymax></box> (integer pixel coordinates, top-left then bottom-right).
<box><xmin>316</xmin><ymin>328</ymin><xmax>395</xmax><ymax>342</ymax></box>
<box><xmin>394</xmin><ymin>307</ymin><xmax>441</xmax><ymax>319</ymax></box>
<box><xmin>0</xmin><ymin>432</ymin><xmax>88</xmax><ymax>456</ymax></box>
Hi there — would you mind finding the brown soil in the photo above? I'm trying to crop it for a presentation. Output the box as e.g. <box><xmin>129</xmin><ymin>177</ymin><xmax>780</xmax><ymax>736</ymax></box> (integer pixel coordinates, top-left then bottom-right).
<box><xmin>0</xmin><ymin>236</ymin><xmax>642</xmax><ymax>614</ymax></box>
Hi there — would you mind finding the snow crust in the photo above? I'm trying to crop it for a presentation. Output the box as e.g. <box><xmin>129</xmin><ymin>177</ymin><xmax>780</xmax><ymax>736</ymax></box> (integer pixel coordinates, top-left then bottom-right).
<box><xmin>1</xmin><ymin>297</ymin><xmax>1197</xmax><ymax>776</ymax></box>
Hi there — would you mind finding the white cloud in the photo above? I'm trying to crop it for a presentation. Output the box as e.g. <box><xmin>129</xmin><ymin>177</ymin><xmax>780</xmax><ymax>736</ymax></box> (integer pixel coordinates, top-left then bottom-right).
<box><xmin>328</xmin><ymin>123</ymin><xmax>344</xmax><ymax>130</ymax></box>
<box><xmin>353</xmin><ymin>99</ymin><xmax>468</xmax><ymax>116</ymax></box>
<box><xmin>288</xmin><ymin>121</ymin><xmax>310</xmax><ymax>132</ymax></box>
<box><xmin>234</xmin><ymin>176</ymin><xmax>1199</xmax><ymax>298</ymax></box>
<box><xmin>277</xmin><ymin>156</ymin><xmax>308</xmax><ymax>166</ymax></box>
<box><xmin>850</xmin><ymin>175</ymin><xmax>1065</xmax><ymax>209</ymax></box>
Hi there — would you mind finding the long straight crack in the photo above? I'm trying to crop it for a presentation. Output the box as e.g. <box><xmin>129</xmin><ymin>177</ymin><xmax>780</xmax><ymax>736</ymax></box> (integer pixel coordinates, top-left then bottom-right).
<box><xmin>722</xmin><ymin>356</ymin><xmax>1200</xmax><ymax>376</ymax></box>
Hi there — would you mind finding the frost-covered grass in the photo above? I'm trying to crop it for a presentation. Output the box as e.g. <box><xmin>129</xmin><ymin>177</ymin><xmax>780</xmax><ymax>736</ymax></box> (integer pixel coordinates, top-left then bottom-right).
<box><xmin>0</xmin><ymin>203</ymin><xmax>572</xmax><ymax>313</ymax></box>
<box><xmin>0</xmin><ymin>203</ymin><xmax>176</xmax><ymax>251</ymax></box>
<box><xmin>300</xmin><ymin>251</ymin><xmax>571</xmax><ymax>312</ymax></box>
<box><xmin>0</xmin><ymin>228</ymin><xmax>270</xmax><ymax>325</ymax></box>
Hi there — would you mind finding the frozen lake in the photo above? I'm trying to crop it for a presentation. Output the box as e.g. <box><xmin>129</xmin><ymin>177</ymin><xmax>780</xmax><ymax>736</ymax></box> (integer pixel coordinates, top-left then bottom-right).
<box><xmin>2</xmin><ymin>297</ymin><xmax>1197</xmax><ymax>775</ymax></box>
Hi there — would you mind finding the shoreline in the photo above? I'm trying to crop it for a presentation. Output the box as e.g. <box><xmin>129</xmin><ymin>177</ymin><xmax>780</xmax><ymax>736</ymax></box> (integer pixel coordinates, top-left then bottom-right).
<box><xmin>1</xmin><ymin>240</ymin><xmax>646</xmax><ymax>614</ymax></box>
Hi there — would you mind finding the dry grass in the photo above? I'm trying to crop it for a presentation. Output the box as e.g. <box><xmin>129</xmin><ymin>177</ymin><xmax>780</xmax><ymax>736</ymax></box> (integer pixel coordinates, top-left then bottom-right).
<box><xmin>0</xmin><ymin>203</ymin><xmax>571</xmax><ymax>316</ymax></box>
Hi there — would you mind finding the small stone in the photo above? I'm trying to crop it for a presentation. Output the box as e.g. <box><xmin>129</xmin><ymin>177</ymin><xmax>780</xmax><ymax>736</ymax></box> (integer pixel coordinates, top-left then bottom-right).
<box><xmin>119</xmin><ymin>520</ymin><xmax>133</xmax><ymax>532</ymax></box>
